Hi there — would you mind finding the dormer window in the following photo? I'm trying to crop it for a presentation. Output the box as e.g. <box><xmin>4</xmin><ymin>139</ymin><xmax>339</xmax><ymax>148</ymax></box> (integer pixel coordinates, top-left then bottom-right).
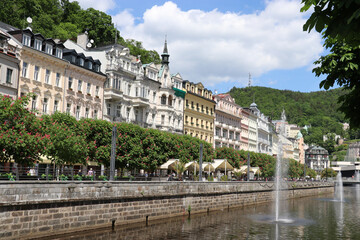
<box><xmin>34</xmin><ymin>39</ymin><xmax>42</xmax><ymax>50</ymax></box>
<box><xmin>79</xmin><ymin>58</ymin><xmax>84</xmax><ymax>66</ymax></box>
<box><xmin>95</xmin><ymin>65</ymin><xmax>99</xmax><ymax>72</ymax></box>
<box><xmin>88</xmin><ymin>61</ymin><xmax>92</xmax><ymax>70</ymax></box>
<box><xmin>55</xmin><ymin>48</ymin><xmax>62</xmax><ymax>58</ymax></box>
<box><xmin>71</xmin><ymin>55</ymin><xmax>76</xmax><ymax>63</ymax></box>
<box><xmin>45</xmin><ymin>44</ymin><xmax>53</xmax><ymax>55</ymax></box>
<box><xmin>22</xmin><ymin>35</ymin><xmax>31</xmax><ymax>47</ymax></box>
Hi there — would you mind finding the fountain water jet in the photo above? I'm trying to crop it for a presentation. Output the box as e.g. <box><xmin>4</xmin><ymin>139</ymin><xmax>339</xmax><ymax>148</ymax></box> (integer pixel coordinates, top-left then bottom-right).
<box><xmin>274</xmin><ymin>109</ymin><xmax>290</xmax><ymax>223</ymax></box>
<box><xmin>335</xmin><ymin>171</ymin><xmax>344</xmax><ymax>202</ymax></box>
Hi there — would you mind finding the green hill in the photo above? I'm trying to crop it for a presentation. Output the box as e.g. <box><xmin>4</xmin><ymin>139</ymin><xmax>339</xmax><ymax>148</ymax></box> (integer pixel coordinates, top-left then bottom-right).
<box><xmin>229</xmin><ymin>86</ymin><xmax>348</xmax><ymax>145</ymax></box>
<box><xmin>0</xmin><ymin>0</ymin><xmax>160</xmax><ymax>64</ymax></box>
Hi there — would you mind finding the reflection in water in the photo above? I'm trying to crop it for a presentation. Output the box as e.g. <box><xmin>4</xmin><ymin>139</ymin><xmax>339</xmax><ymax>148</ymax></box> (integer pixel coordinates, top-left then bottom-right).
<box><xmin>39</xmin><ymin>187</ymin><xmax>360</xmax><ymax>240</ymax></box>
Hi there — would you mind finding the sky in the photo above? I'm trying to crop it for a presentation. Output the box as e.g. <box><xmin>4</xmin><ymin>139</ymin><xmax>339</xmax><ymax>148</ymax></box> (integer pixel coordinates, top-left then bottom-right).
<box><xmin>73</xmin><ymin>0</ymin><xmax>329</xmax><ymax>94</ymax></box>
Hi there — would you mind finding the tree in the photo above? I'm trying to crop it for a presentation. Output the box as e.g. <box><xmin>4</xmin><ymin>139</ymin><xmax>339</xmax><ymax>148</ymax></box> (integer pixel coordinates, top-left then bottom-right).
<box><xmin>301</xmin><ymin>0</ymin><xmax>360</xmax><ymax>128</ymax></box>
<box><xmin>0</xmin><ymin>94</ymin><xmax>45</xmax><ymax>165</ymax></box>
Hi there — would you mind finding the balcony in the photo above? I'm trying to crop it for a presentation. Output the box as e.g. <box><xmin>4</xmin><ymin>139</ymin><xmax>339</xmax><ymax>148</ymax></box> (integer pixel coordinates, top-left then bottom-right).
<box><xmin>104</xmin><ymin>88</ymin><xmax>123</xmax><ymax>101</ymax></box>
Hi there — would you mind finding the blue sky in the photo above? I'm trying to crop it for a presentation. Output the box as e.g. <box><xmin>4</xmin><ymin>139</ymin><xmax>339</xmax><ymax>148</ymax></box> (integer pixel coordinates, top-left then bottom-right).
<box><xmin>74</xmin><ymin>0</ymin><xmax>329</xmax><ymax>93</ymax></box>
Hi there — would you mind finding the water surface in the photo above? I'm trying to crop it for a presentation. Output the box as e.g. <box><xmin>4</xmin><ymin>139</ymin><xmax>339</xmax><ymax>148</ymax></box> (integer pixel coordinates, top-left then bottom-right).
<box><xmin>41</xmin><ymin>186</ymin><xmax>360</xmax><ymax>240</ymax></box>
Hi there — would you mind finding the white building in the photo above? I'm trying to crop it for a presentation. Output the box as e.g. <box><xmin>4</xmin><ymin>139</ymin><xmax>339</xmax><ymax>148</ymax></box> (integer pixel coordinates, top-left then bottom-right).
<box><xmin>213</xmin><ymin>94</ymin><xmax>242</xmax><ymax>149</ymax></box>
<box><xmin>0</xmin><ymin>28</ymin><xmax>20</xmax><ymax>99</ymax></box>
<box><xmin>248</xmin><ymin>102</ymin><xmax>272</xmax><ymax>155</ymax></box>
<box><xmin>63</xmin><ymin>35</ymin><xmax>184</xmax><ymax>133</ymax></box>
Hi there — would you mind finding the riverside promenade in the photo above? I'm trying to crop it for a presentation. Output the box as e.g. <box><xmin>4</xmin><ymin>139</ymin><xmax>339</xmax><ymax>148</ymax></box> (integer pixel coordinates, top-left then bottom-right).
<box><xmin>0</xmin><ymin>181</ymin><xmax>333</xmax><ymax>239</ymax></box>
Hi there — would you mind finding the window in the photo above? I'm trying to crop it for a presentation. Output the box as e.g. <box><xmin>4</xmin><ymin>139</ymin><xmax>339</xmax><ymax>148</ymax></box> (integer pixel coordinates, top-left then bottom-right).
<box><xmin>126</xmin><ymin>108</ymin><xmax>130</xmax><ymax>121</ymax></box>
<box><xmin>45</xmin><ymin>69</ymin><xmax>50</xmax><ymax>84</ymax></box>
<box><xmin>68</xmin><ymin>77</ymin><xmax>73</xmax><ymax>89</ymax></box>
<box><xmin>34</xmin><ymin>39</ymin><xmax>42</xmax><ymax>51</ymax></box>
<box><xmin>22</xmin><ymin>62</ymin><xmax>28</xmax><ymax>77</ymax></box>
<box><xmin>95</xmin><ymin>65</ymin><xmax>99</xmax><ymax>72</ymax></box>
<box><xmin>161</xmin><ymin>115</ymin><xmax>165</xmax><ymax>125</ymax></box>
<box><xmin>22</xmin><ymin>35</ymin><xmax>31</xmax><ymax>47</ymax></box>
<box><xmin>93</xmin><ymin>110</ymin><xmax>98</xmax><ymax>119</ymax></box>
<box><xmin>66</xmin><ymin>103</ymin><xmax>71</xmax><ymax>114</ymax></box>
<box><xmin>85</xmin><ymin>108</ymin><xmax>89</xmax><ymax>118</ymax></box>
<box><xmin>153</xmin><ymin>92</ymin><xmax>156</xmax><ymax>102</ymax></box>
<box><xmin>127</xmin><ymin>84</ymin><xmax>131</xmax><ymax>95</ymax></box>
<box><xmin>88</xmin><ymin>61</ymin><xmax>92</xmax><ymax>70</ymax></box>
<box><xmin>43</xmin><ymin>98</ymin><xmax>48</xmax><ymax>114</ymax></box>
<box><xmin>45</xmin><ymin>44</ymin><xmax>53</xmax><ymax>55</ymax></box>
<box><xmin>76</xmin><ymin>106</ymin><xmax>80</xmax><ymax>120</ymax></box>
<box><xmin>191</xmin><ymin>101</ymin><xmax>194</xmax><ymax>109</ymax></box>
<box><xmin>56</xmin><ymin>73</ymin><xmax>60</xmax><ymax>87</ymax></box>
<box><xmin>201</xmin><ymin>105</ymin><xmax>204</xmax><ymax>112</ymax></box>
<box><xmin>196</xmin><ymin>103</ymin><xmax>199</xmax><ymax>110</ymax></box>
<box><xmin>77</xmin><ymin>80</ymin><xmax>82</xmax><ymax>92</ymax></box>
<box><xmin>95</xmin><ymin>86</ymin><xmax>99</xmax><ymax>96</ymax></box>
<box><xmin>161</xmin><ymin>95</ymin><xmax>166</xmax><ymax>105</ymax></box>
<box><xmin>34</xmin><ymin>66</ymin><xmax>39</xmax><ymax>81</ymax></box>
<box><xmin>79</xmin><ymin>58</ymin><xmax>84</xmax><ymax>66</ymax></box>
<box><xmin>135</xmin><ymin>87</ymin><xmax>139</xmax><ymax>97</ymax></box>
<box><xmin>53</xmin><ymin>100</ymin><xmax>58</xmax><ymax>112</ymax></box>
<box><xmin>31</xmin><ymin>96</ymin><xmax>37</xmax><ymax>110</ymax></box>
<box><xmin>107</xmin><ymin>104</ymin><xmax>111</xmax><ymax>115</ymax></box>
<box><xmin>87</xmin><ymin>83</ymin><xmax>91</xmax><ymax>94</ymax></box>
<box><xmin>71</xmin><ymin>56</ymin><xmax>76</xmax><ymax>63</ymax></box>
<box><xmin>116</xmin><ymin>105</ymin><xmax>121</xmax><ymax>117</ymax></box>
<box><xmin>186</xmin><ymin>99</ymin><xmax>188</xmax><ymax>107</ymax></box>
<box><xmin>55</xmin><ymin>48</ymin><xmax>63</xmax><ymax>58</ymax></box>
<box><xmin>6</xmin><ymin>69</ymin><xmax>12</xmax><ymax>84</ymax></box>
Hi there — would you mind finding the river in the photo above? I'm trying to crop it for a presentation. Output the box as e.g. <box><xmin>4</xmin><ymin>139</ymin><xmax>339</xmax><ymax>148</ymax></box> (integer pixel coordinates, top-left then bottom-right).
<box><xmin>39</xmin><ymin>186</ymin><xmax>360</xmax><ymax>240</ymax></box>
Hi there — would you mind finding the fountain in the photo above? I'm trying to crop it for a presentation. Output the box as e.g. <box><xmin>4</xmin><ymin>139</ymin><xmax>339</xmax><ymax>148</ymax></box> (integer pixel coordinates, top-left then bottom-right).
<box><xmin>335</xmin><ymin>171</ymin><xmax>344</xmax><ymax>202</ymax></box>
<box><xmin>273</xmin><ymin>109</ymin><xmax>290</xmax><ymax>223</ymax></box>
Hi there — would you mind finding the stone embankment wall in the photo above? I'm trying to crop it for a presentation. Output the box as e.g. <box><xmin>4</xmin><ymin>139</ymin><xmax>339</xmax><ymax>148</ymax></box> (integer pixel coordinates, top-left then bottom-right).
<box><xmin>0</xmin><ymin>181</ymin><xmax>333</xmax><ymax>239</ymax></box>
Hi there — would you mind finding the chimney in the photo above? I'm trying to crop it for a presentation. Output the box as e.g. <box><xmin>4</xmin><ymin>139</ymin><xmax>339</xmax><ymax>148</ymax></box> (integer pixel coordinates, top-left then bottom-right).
<box><xmin>77</xmin><ymin>33</ymin><xmax>88</xmax><ymax>49</ymax></box>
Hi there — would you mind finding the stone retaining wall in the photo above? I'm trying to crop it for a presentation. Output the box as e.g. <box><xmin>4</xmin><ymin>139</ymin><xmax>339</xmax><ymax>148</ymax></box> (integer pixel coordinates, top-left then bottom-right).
<box><xmin>0</xmin><ymin>181</ymin><xmax>333</xmax><ymax>239</ymax></box>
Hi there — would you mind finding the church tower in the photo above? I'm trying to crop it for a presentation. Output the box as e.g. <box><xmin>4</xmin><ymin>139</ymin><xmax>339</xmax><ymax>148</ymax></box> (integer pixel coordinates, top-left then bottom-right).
<box><xmin>161</xmin><ymin>37</ymin><xmax>170</xmax><ymax>65</ymax></box>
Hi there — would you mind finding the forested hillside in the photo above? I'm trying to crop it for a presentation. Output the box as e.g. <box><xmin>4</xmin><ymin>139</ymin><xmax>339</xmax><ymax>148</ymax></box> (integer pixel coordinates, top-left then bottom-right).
<box><xmin>0</xmin><ymin>0</ymin><xmax>160</xmax><ymax>64</ymax></box>
<box><xmin>229</xmin><ymin>86</ymin><xmax>355</xmax><ymax>146</ymax></box>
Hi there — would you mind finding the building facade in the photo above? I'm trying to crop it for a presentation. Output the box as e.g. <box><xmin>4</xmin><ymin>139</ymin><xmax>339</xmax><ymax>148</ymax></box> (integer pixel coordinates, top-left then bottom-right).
<box><xmin>248</xmin><ymin>102</ymin><xmax>272</xmax><ymax>155</ymax></box>
<box><xmin>305</xmin><ymin>146</ymin><xmax>330</xmax><ymax>173</ymax></box>
<box><xmin>213</xmin><ymin>94</ymin><xmax>242</xmax><ymax>150</ymax></box>
<box><xmin>8</xmin><ymin>28</ymin><xmax>105</xmax><ymax>119</ymax></box>
<box><xmin>0</xmin><ymin>29</ymin><xmax>20</xmax><ymax>98</ymax></box>
<box><xmin>64</xmin><ymin>36</ymin><xmax>184</xmax><ymax>134</ymax></box>
<box><xmin>183</xmin><ymin>81</ymin><xmax>215</xmax><ymax>144</ymax></box>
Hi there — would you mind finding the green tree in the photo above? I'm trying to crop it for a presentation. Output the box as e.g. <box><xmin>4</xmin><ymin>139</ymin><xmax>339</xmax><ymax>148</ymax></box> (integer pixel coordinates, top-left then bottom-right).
<box><xmin>0</xmin><ymin>94</ymin><xmax>45</xmax><ymax>165</ymax></box>
<box><xmin>301</xmin><ymin>0</ymin><xmax>360</xmax><ymax>128</ymax></box>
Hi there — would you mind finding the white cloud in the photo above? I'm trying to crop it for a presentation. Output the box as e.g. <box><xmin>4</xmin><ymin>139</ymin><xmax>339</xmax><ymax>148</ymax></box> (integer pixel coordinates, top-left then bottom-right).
<box><xmin>71</xmin><ymin>0</ymin><xmax>116</xmax><ymax>12</ymax></box>
<box><xmin>114</xmin><ymin>0</ymin><xmax>323</xmax><ymax>88</ymax></box>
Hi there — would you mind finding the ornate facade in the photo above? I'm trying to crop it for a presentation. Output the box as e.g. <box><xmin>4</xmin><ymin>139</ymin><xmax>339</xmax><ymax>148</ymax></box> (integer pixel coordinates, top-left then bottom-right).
<box><xmin>64</xmin><ymin>36</ymin><xmax>184</xmax><ymax>133</ymax></box>
<box><xmin>213</xmin><ymin>94</ymin><xmax>242</xmax><ymax>149</ymax></box>
<box><xmin>8</xmin><ymin>28</ymin><xmax>105</xmax><ymax>119</ymax></box>
<box><xmin>249</xmin><ymin>102</ymin><xmax>272</xmax><ymax>155</ymax></box>
<box><xmin>183</xmin><ymin>81</ymin><xmax>215</xmax><ymax>144</ymax></box>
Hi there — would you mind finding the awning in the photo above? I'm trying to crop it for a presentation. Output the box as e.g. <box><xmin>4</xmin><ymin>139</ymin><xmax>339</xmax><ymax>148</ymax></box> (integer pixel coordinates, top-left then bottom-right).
<box><xmin>158</xmin><ymin>159</ymin><xmax>179</xmax><ymax>170</ymax></box>
<box><xmin>185</xmin><ymin>161</ymin><xmax>200</xmax><ymax>171</ymax></box>
<box><xmin>211</xmin><ymin>159</ymin><xmax>234</xmax><ymax>171</ymax></box>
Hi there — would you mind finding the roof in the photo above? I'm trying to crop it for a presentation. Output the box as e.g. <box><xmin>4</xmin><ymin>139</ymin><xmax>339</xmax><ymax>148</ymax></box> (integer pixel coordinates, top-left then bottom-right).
<box><xmin>211</xmin><ymin>159</ymin><xmax>234</xmax><ymax>171</ymax></box>
<box><xmin>158</xmin><ymin>159</ymin><xmax>179</xmax><ymax>170</ymax></box>
<box><xmin>0</xmin><ymin>21</ymin><xmax>19</xmax><ymax>32</ymax></box>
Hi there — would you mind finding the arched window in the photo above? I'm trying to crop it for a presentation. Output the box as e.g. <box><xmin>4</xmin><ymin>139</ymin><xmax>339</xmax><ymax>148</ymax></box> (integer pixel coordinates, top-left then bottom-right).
<box><xmin>161</xmin><ymin>94</ymin><xmax>166</xmax><ymax>105</ymax></box>
<box><xmin>168</xmin><ymin>95</ymin><xmax>173</xmax><ymax>106</ymax></box>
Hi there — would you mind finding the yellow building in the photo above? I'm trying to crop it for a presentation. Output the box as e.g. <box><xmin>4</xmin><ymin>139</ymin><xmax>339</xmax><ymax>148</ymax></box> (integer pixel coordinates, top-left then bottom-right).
<box><xmin>183</xmin><ymin>81</ymin><xmax>215</xmax><ymax>144</ymax></box>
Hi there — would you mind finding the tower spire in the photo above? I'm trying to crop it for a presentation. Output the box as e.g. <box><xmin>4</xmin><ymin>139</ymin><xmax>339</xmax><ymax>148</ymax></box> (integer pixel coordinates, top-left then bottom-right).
<box><xmin>161</xmin><ymin>35</ymin><xmax>170</xmax><ymax>65</ymax></box>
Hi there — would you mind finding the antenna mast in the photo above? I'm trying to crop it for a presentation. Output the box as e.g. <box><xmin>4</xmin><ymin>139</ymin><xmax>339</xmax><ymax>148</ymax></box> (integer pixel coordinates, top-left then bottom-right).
<box><xmin>248</xmin><ymin>73</ymin><xmax>252</xmax><ymax>87</ymax></box>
